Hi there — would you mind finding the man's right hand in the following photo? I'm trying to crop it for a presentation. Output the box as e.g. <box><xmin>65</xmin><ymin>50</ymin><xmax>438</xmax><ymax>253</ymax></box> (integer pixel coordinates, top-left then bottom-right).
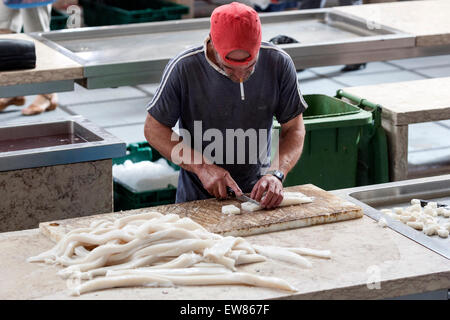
<box><xmin>195</xmin><ymin>164</ymin><xmax>242</xmax><ymax>199</ymax></box>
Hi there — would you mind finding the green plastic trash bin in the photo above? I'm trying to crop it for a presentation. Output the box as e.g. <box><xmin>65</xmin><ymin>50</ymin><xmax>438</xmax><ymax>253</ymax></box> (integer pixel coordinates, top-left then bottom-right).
<box><xmin>80</xmin><ymin>0</ymin><xmax>190</xmax><ymax>27</ymax></box>
<box><xmin>335</xmin><ymin>89</ymin><xmax>390</xmax><ymax>186</ymax></box>
<box><xmin>50</xmin><ymin>9</ymin><xmax>69</xmax><ymax>30</ymax></box>
<box><xmin>273</xmin><ymin>94</ymin><xmax>372</xmax><ymax>190</ymax></box>
<box><xmin>112</xmin><ymin>142</ymin><xmax>180</xmax><ymax>211</ymax></box>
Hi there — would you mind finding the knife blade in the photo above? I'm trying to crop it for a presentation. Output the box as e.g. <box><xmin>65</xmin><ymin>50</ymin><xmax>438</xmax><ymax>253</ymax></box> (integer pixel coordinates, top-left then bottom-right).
<box><xmin>226</xmin><ymin>186</ymin><xmax>260</xmax><ymax>206</ymax></box>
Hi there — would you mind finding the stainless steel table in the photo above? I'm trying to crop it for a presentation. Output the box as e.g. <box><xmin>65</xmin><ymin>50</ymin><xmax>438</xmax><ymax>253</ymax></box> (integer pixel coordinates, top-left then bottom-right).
<box><xmin>334</xmin><ymin>174</ymin><xmax>450</xmax><ymax>260</ymax></box>
<box><xmin>30</xmin><ymin>8</ymin><xmax>415</xmax><ymax>89</ymax></box>
<box><xmin>3</xmin><ymin>4</ymin><xmax>450</xmax><ymax>96</ymax></box>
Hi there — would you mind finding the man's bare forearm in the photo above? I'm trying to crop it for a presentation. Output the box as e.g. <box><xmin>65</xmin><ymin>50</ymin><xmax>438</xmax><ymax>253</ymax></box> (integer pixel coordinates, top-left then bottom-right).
<box><xmin>144</xmin><ymin>114</ymin><xmax>243</xmax><ymax>197</ymax></box>
<box><xmin>144</xmin><ymin>114</ymin><xmax>208</xmax><ymax>175</ymax></box>
<box><xmin>269</xmin><ymin>115</ymin><xmax>306</xmax><ymax>176</ymax></box>
<box><xmin>276</xmin><ymin>129</ymin><xmax>305</xmax><ymax>175</ymax></box>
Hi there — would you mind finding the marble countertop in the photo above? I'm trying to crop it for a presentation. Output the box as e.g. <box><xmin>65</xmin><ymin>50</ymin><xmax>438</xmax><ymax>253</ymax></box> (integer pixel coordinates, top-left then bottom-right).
<box><xmin>341</xmin><ymin>77</ymin><xmax>450</xmax><ymax>125</ymax></box>
<box><xmin>334</xmin><ymin>0</ymin><xmax>450</xmax><ymax>47</ymax></box>
<box><xmin>0</xmin><ymin>33</ymin><xmax>83</xmax><ymax>87</ymax></box>
<box><xmin>0</xmin><ymin>211</ymin><xmax>448</xmax><ymax>300</ymax></box>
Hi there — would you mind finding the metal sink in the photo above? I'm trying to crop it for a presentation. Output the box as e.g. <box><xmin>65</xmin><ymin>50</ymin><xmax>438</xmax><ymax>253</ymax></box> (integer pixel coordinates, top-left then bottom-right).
<box><xmin>333</xmin><ymin>175</ymin><xmax>450</xmax><ymax>260</ymax></box>
<box><xmin>349</xmin><ymin>179</ymin><xmax>450</xmax><ymax>208</ymax></box>
<box><xmin>0</xmin><ymin>120</ymin><xmax>103</xmax><ymax>153</ymax></box>
<box><xmin>0</xmin><ymin>116</ymin><xmax>126</xmax><ymax>171</ymax></box>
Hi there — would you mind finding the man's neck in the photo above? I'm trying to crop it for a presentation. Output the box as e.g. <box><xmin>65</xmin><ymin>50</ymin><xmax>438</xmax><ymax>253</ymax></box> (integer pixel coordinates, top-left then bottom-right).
<box><xmin>206</xmin><ymin>39</ymin><xmax>219</xmax><ymax>67</ymax></box>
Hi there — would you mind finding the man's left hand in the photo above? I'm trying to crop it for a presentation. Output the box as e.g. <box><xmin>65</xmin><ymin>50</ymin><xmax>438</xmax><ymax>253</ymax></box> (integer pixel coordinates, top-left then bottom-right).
<box><xmin>250</xmin><ymin>175</ymin><xmax>284</xmax><ymax>209</ymax></box>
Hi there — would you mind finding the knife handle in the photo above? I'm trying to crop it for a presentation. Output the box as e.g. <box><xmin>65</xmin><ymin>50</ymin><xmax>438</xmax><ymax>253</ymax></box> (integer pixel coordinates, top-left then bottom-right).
<box><xmin>226</xmin><ymin>186</ymin><xmax>235</xmax><ymax>197</ymax></box>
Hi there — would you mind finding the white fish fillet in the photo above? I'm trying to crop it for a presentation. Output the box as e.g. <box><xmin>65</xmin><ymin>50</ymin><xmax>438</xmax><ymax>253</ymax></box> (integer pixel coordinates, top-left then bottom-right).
<box><xmin>58</xmin><ymin>256</ymin><xmax>108</xmax><ymax>278</ymax></box>
<box><xmin>159</xmin><ymin>273</ymin><xmax>297</xmax><ymax>292</ymax></box>
<box><xmin>38</xmin><ymin>229</ymin><xmax>134</xmax><ymax>262</ymax></box>
<box><xmin>69</xmin><ymin>255</ymin><xmax>161</xmax><ymax>280</ymax></box>
<box><xmin>437</xmin><ymin>229</ymin><xmax>449</xmax><ymax>238</ymax></box>
<box><xmin>73</xmin><ymin>245</ymin><xmax>90</xmax><ymax>258</ymax></box>
<box><xmin>233</xmin><ymin>240</ymin><xmax>256</xmax><ymax>254</ymax></box>
<box><xmin>57</xmin><ymin>238</ymin><xmax>152</xmax><ymax>266</ymax></box>
<box><xmin>70</xmin><ymin>274</ymin><xmax>173</xmax><ymax>296</ymax></box>
<box><xmin>132</xmin><ymin>239</ymin><xmax>214</xmax><ymax>259</ymax></box>
<box><xmin>114</xmin><ymin>211</ymin><xmax>163</xmax><ymax>228</ymax></box>
<box><xmin>241</xmin><ymin>202</ymin><xmax>261</xmax><ymax>212</ymax></box>
<box><xmin>235</xmin><ymin>253</ymin><xmax>266</xmax><ymax>265</ymax></box>
<box><xmin>253</xmin><ymin>245</ymin><xmax>312</xmax><ymax>268</ymax></box>
<box><xmin>70</xmin><ymin>272</ymin><xmax>297</xmax><ymax>296</ymax></box>
<box><xmin>203</xmin><ymin>237</ymin><xmax>243</xmax><ymax>270</ymax></box>
<box><xmin>145</xmin><ymin>252</ymin><xmax>203</xmax><ymax>269</ymax></box>
<box><xmin>222</xmin><ymin>205</ymin><xmax>241</xmax><ymax>215</ymax></box>
<box><xmin>241</xmin><ymin>192</ymin><xmax>313</xmax><ymax>211</ymax></box>
<box><xmin>107</xmin><ymin>267</ymin><xmax>232</xmax><ymax>277</ymax></box>
<box><xmin>286</xmin><ymin>247</ymin><xmax>331</xmax><ymax>259</ymax></box>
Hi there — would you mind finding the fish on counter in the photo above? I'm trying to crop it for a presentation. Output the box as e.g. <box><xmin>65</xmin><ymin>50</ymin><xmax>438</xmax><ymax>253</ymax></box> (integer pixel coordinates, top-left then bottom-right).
<box><xmin>28</xmin><ymin>211</ymin><xmax>332</xmax><ymax>296</ymax></box>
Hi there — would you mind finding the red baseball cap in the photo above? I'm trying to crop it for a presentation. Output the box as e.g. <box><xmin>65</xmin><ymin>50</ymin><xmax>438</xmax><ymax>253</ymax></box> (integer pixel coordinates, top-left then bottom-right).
<box><xmin>210</xmin><ymin>2</ymin><xmax>262</xmax><ymax>66</ymax></box>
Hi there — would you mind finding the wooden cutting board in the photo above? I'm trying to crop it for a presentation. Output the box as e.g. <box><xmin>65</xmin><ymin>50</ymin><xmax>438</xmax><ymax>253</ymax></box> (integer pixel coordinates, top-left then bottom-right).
<box><xmin>40</xmin><ymin>184</ymin><xmax>363</xmax><ymax>242</ymax></box>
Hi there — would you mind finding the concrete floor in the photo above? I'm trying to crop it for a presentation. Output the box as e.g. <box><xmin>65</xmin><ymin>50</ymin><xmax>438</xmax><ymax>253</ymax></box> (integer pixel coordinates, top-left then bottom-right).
<box><xmin>2</xmin><ymin>54</ymin><xmax>450</xmax><ymax>179</ymax></box>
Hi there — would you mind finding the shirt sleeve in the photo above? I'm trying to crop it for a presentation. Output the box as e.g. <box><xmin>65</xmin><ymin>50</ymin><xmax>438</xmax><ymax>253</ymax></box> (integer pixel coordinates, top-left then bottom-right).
<box><xmin>146</xmin><ymin>60</ymin><xmax>182</xmax><ymax>128</ymax></box>
<box><xmin>274</xmin><ymin>54</ymin><xmax>308</xmax><ymax>124</ymax></box>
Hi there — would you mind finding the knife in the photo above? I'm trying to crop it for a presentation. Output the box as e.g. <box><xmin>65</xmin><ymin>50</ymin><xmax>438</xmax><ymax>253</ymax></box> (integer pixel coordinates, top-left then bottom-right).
<box><xmin>226</xmin><ymin>186</ymin><xmax>260</xmax><ymax>206</ymax></box>
<box><xmin>417</xmin><ymin>199</ymin><xmax>449</xmax><ymax>208</ymax></box>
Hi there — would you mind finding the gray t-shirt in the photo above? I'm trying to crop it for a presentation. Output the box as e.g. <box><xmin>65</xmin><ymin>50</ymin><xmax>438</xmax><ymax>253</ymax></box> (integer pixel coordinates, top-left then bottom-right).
<box><xmin>147</xmin><ymin>40</ymin><xmax>308</xmax><ymax>203</ymax></box>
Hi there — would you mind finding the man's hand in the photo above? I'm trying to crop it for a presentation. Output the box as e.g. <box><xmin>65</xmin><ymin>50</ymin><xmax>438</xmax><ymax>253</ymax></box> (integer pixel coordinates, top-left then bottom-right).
<box><xmin>250</xmin><ymin>175</ymin><xmax>284</xmax><ymax>209</ymax></box>
<box><xmin>195</xmin><ymin>164</ymin><xmax>242</xmax><ymax>200</ymax></box>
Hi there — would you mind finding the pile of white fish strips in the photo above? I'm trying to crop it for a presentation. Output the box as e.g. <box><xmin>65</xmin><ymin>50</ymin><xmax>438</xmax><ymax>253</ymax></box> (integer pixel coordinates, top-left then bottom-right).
<box><xmin>28</xmin><ymin>211</ymin><xmax>331</xmax><ymax>296</ymax></box>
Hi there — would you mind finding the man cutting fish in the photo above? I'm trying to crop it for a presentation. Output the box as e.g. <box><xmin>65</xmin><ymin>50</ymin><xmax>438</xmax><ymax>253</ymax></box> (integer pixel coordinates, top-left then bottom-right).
<box><xmin>144</xmin><ymin>2</ymin><xmax>307</xmax><ymax>209</ymax></box>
